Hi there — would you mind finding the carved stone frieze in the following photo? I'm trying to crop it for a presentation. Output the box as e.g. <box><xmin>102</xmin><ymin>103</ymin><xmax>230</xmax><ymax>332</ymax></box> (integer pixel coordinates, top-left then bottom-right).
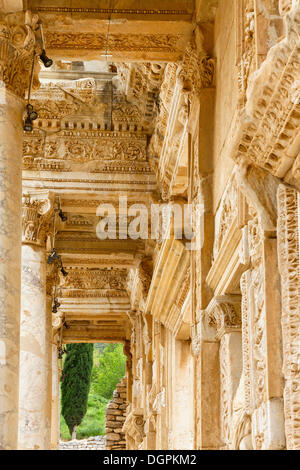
<box><xmin>61</xmin><ymin>268</ymin><xmax>128</xmax><ymax>291</ymax></box>
<box><xmin>23</xmin><ymin>129</ymin><xmax>149</xmax><ymax>173</ymax></box>
<box><xmin>240</xmin><ymin>264</ymin><xmax>267</xmax><ymax>448</ymax></box>
<box><xmin>45</xmin><ymin>32</ymin><xmax>180</xmax><ymax>53</ymax></box>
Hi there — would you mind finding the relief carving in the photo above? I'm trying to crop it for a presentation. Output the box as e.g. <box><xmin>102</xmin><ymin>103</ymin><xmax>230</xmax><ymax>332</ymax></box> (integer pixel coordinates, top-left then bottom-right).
<box><xmin>22</xmin><ymin>192</ymin><xmax>54</xmax><ymax>246</ymax></box>
<box><xmin>277</xmin><ymin>184</ymin><xmax>300</xmax><ymax>449</ymax></box>
<box><xmin>45</xmin><ymin>33</ymin><xmax>179</xmax><ymax>52</ymax></box>
<box><xmin>0</xmin><ymin>11</ymin><xmax>40</xmax><ymax>98</ymax></box>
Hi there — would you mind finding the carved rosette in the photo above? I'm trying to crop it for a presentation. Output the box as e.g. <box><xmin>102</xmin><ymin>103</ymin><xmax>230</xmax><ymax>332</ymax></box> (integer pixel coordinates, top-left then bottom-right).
<box><xmin>22</xmin><ymin>192</ymin><xmax>54</xmax><ymax>246</ymax></box>
<box><xmin>0</xmin><ymin>11</ymin><xmax>40</xmax><ymax>99</ymax></box>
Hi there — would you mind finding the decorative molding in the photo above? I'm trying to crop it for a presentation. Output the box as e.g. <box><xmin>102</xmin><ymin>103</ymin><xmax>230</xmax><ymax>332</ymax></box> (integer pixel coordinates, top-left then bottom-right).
<box><xmin>45</xmin><ymin>32</ymin><xmax>180</xmax><ymax>52</ymax></box>
<box><xmin>32</xmin><ymin>7</ymin><xmax>191</xmax><ymax>16</ymax></box>
<box><xmin>277</xmin><ymin>184</ymin><xmax>300</xmax><ymax>449</ymax></box>
<box><xmin>61</xmin><ymin>268</ymin><xmax>128</xmax><ymax>291</ymax></box>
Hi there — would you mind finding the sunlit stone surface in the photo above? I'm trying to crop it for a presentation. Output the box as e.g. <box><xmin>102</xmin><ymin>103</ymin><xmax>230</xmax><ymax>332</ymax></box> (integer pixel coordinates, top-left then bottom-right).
<box><xmin>0</xmin><ymin>0</ymin><xmax>299</xmax><ymax>450</ymax></box>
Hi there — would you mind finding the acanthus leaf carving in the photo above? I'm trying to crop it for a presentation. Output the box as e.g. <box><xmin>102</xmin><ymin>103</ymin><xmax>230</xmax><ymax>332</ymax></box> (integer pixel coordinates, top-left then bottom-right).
<box><xmin>177</xmin><ymin>35</ymin><xmax>215</xmax><ymax>96</ymax></box>
<box><xmin>0</xmin><ymin>11</ymin><xmax>41</xmax><ymax>98</ymax></box>
<box><xmin>206</xmin><ymin>296</ymin><xmax>242</xmax><ymax>340</ymax></box>
<box><xmin>22</xmin><ymin>191</ymin><xmax>54</xmax><ymax>246</ymax></box>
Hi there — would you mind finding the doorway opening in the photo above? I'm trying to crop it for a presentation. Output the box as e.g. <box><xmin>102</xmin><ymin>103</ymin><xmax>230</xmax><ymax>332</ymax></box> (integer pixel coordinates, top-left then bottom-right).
<box><xmin>59</xmin><ymin>343</ymin><xmax>126</xmax><ymax>447</ymax></box>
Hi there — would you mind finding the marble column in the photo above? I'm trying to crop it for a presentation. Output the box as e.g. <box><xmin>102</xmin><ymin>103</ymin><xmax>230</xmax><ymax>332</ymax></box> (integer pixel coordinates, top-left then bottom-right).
<box><xmin>0</xmin><ymin>13</ymin><xmax>38</xmax><ymax>450</ymax></box>
<box><xmin>18</xmin><ymin>192</ymin><xmax>53</xmax><ymax>450</ymax></box>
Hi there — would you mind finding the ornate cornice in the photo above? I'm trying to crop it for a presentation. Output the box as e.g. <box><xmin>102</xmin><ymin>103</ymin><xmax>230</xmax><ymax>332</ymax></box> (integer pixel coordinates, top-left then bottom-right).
<box><xmin>61</xmin><ymin>268</ymin><xmax>128</xmax><ymax>291</ymax></box>
<box><xmin>0</xmin><ymin>11</ymin><xmax>40</xmax><ymax>98</ymax></box>
<box><xmin>22</xmin><ymin>190</ymin><xmax>54</xmax><ymax>246</ymax></box>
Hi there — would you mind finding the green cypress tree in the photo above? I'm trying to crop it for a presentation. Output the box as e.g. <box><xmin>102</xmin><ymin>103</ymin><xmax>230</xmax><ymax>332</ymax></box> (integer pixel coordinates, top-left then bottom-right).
<box><xmin>61</xmin><ymin>343</ymin><xmax>94</xmax><ymax>439</ymax></box>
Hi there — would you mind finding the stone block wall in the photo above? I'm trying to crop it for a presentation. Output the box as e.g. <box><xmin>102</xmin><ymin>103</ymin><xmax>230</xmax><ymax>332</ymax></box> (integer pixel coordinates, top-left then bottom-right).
<box><xmin>59</xmin><ymin>436</ymin><xmax>105</xmax><ymax>450</ymax></box>
<box><xmin>105</xmin><ymin>377</ymin><xmax>127</xmax><ymax>450</ymax></box>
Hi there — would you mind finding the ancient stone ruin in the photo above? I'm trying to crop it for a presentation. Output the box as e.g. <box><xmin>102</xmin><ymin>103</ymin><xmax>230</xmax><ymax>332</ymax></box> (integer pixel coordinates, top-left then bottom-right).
<box><xmin>0</xmin><ymin>0</ymin><xmax>299</xmax><ymax>451</ymax></box>
<box><xmin>105</xmin><ymin>378</ymin><xmax>127</xmax><ymax>450</ymax></box>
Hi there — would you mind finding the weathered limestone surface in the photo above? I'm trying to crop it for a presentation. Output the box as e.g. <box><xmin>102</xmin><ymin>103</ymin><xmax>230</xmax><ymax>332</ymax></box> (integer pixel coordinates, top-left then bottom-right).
<box><xmin>0</xmin><ymin>11</ymin><xmax>39</xmax><ymax>449</ymax></box>
<box><xmin>18</xmin><ymin>192</ymin><xmax>54</xmax><ymax>450</ymax></box>
<box><xmin>0</xmin><ymin>89</ymin><xmax>23</xmax><ymax>451</ymax></box>
<box><xmin>19</xmin><ymin>244</ymin><xmax>50</xmax><ymax>449</ymax></box>
<box><xmin>0</xmin><ymin>0</ymin><xmax>299</xmax><ymax>451</ymax></box>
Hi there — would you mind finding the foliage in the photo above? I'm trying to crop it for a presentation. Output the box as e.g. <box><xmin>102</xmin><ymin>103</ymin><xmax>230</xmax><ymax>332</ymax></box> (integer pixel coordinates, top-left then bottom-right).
<box><xmin>60</xmin><ymin>394</ymin><xmax>108</xmax><ymax>440</ymax></box>
<box><xmin>90</xmin><ymin>343</ymin><xmax>126</xmax><ymax>400</ymax></box>
<box><xmin>61</xmin><ymin>343</ymin><xmax>94</xmax><ymax>435</ymax></box>
<box><xmin>60</xmin><ymin>342</ymin><xmax>126</xmax><ymax>440</ymax></box>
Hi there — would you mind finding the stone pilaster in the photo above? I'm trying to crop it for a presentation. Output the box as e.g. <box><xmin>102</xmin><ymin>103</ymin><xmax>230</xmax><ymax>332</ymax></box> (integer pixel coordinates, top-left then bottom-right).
<box><xmin>0</xmin><ymin>12</ymin><xmax>40</xmax><ymax>450</ymax></box>
<box><xmin>18</xmin><ymin>191</ymin><xmax>54</xmax><ymax>450</ymax></box>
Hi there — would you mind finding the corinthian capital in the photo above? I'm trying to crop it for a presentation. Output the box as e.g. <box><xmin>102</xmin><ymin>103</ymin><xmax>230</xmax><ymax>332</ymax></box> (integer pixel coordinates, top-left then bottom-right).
<box><xmin>0</xmin><ymin>10</ymin><xmax>40</xmax><ymax>98</ymax></box>
<box><xmin>206</xmin><ymin>295</ymin><xmax>242</xmax><ymax>340</ymax></box>
<box><xmin>177</xmin><ymin>30</ymin><xmax>215</xmax><ymax>96</ymax></box>
<box><xmin>22</xmin><ymin>190</ymin><xmax>54</xmax><ymax>246</ymax></box>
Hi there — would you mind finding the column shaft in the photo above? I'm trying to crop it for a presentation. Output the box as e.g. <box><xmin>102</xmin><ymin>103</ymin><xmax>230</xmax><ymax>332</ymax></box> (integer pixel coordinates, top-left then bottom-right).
<box><xmin>0</xmin><ymin>89</ymin><xmax>23</xmax><ymax>450</ymax></box>
<box><xmin>18</xmin><ymin>244</ymin><xmax>51</xmax><ymax>450</ymax></box>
